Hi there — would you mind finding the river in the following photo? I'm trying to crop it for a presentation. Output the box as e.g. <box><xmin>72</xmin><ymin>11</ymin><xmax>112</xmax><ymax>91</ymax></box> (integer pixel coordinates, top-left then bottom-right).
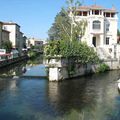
<box><xmin>0</xmin><ymin>57</ymin><xmax>120</xmax><ymax>120</ymax></box>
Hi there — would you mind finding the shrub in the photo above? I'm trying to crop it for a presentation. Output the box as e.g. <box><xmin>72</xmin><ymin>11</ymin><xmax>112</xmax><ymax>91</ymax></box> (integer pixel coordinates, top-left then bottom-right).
<box><xmin>97</xmin><ymin>63</ymin><xmax>110</xmax><ymax>73</ymax></box>
<box><xmin>44</xmin><ymin>40</ymin><xmax>99</xmax><ymax>64</ymax></box>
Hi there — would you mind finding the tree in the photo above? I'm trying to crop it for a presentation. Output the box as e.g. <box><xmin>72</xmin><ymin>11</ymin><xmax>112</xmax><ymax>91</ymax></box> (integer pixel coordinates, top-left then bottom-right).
<box><xmin>117</xmin><ymin>29</ymin><xmax>120</xmax><ymax>43</ymax></box>
<box><xmin>48</xmin><ymin>0</ymin><xmax>87</xmax><ymax>41</ymax></box>
<box><xmin>48</xmin><ymin>9</ymin><xmax>70</xmax><ymax>40</ymax></box>
<box><xmin>45</xmin><ymin>0</ymin><xmax>99</xmax><ymax>64</ymax></box>
<box><xmin>44</xmin><ymin>40</ymin><xmax>99</xmax><ymax>64</ymax></box>
<box><xmin>117</xmin><ymin>29</ymin><xmax>120</xmax><ymax>36</ymax></box>
<box><xmin>1</xmin><ymin>41</ymin><xmax>12</xmax><ymax>53</ymax></box>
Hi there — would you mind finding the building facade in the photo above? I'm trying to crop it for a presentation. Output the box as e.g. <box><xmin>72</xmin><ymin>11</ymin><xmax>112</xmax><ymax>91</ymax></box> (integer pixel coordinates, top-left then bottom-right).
<box><xmin>0</xmin><ymin>22</ymin><xmax>3</xmax><ymax>47</ymax></box>
<box><xmin>26</xmin><ymin>38</ymin><xmax>43</xmax><ymax>53</ymax></box>
<box><xmin>27</xmin><ymin>38</ymin><xmax>43</xmax><ymax>47</ymax></box>
<box><xmin>0</xmin><ymin>22</ymin><xmax>10</xmax><ymax>48</ymax></box>
<box><xmin>2</xmin><ymin>22</ymin><xmax>26</xmax><ymax>54</ymax></box>
<box><xmin>2</xmin><ymin>30</ymin><xmax>10</xmax><ymax>43</ymax></box>
<box><xmin>3</xmin><ymin>22</ymin><xmax>21</xmax><ymax>48</ymax></box>
<box><xmin>74</xmin><ymin>5</ymin><xmax>118</xmax><ymax>47</ymax></box>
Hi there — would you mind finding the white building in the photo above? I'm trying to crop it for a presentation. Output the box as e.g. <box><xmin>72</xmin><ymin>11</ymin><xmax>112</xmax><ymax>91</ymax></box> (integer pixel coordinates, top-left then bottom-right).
<box><xmin>2</xmin><ymin>30</ymin><xmax>10</xmax><ymax>43</ymax></box>
<box><xmin>0</xmin><ymin>22</ymin><xmax>10</xmax><ymax>48</ymax></box>
<box><xmin>75</xmin><ymin>5</ymin><xmax>118</xmax><ymax>47</ymax></box>
<box><xmin>3</xmin><ymin>22</ymin><xmax>20</xmax><ymax>48</ymax></box>
<box><xmin>26</xmin><ymin>37</ymin><xmax>43</xmax><ymax>53</ymax></box>
<box><xmin>2</xmin><ymin>22</ymin><xmax>26</xmax><ymax>54</ymax></box>
<box><xmin>27</xmin><ymin>38</ymin><xmax>43</xmax><ymax>47</ymax></box>
<box><xmin>74</xmin><ymin>5</ymin><xmax>118</xmax><ymax>59</ymax></box>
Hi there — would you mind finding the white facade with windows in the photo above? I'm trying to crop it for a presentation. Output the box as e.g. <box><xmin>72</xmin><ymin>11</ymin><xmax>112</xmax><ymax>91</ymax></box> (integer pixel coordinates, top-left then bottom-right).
<box><xmin>3</xmin><ymin>22</ymin><xmax>21</xmax><ymax>48</ymax></box>
<box><xmin>75</xmin><ymin>5</ymin><xmax>118</xmax><ymax>47</ymax></box>
<box><xmin>74</xmin><ymin>5</ymin><xmax>118</xmax><ymax>60</ymax></box>
<box><xmin>2</xmin><ymin>22</ymin><xmax>26</xmax><ymax>54</ymax></box>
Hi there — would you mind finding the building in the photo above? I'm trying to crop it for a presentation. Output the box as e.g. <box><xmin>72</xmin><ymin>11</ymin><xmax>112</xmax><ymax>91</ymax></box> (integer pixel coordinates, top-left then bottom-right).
<box><xmin>22</xmin><ymin>36</ymin><xmax>27</xmax><ymax>48</ymax></box>
<box><xmin>73</xmin><ymin>5</ymin><xmax>118</xmax><ymax>59</ymax></box>
<box><xmin>26</xmin><ymin>38</ymin><xmax>43</xmax><ymax>52</ymax></box>
<box><xmin>2</xmin><ymin>29</ymin><xmax>10</xmax><ymax>43</ymax></box>
<box><xmin>74</xmin><ymin>5</ymin><xmax>118</xmax><ymax>47</ymax></box>
<box><xmin>3</xmin><ymin>22</ymin><xmax>20</xmax><ymax>48</ymax></box>
<box><xmin>27</xmin><ymin>38</ymin><xmax>43</xmax><ymax>47</ymax></box>
<box><xmin>0</xmin><ymin>22</ymin><xmax>3</xmax><ymax>47</ymax></box>
<box><xmin>2</xmin><ymin>22</ymin><xmax>26</xmax><ymax>54</ymax></box>
<box><xmin>0</xmin><ymin>22</ymin><xmax>10</xmax><ymax>48</ymax></box>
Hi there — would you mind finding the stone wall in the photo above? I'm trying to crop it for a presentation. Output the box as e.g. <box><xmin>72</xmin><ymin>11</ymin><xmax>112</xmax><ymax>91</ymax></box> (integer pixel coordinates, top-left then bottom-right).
<box><xmin>45</xmin><ymin>57</ymin><xmax>97</xmax><ymax>81</ymax></box>
<box><xmin>104</xmin><ymin>59</ymin><xmax>120</xmax><ymax>70</ymax></box>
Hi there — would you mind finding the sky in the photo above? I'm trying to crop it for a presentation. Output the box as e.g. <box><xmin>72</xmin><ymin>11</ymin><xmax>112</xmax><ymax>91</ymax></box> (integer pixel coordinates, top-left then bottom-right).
<box><xmin>0</xmin><ymin>0</ymin><xmax>119</xmax><ymax>40</ymax></box>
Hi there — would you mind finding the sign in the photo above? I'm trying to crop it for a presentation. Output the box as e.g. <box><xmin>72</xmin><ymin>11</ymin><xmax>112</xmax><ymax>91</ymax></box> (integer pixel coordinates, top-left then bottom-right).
<box><xmin>0</xmin><ymin>49</ymin><xmax>6</xmax><ymax>54</ymax></box>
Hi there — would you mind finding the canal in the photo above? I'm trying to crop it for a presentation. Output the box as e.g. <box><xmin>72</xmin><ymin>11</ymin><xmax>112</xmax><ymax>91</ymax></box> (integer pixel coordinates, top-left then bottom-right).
<box><xmin>0</xmin><ymin>57</ymin><xmax>120</xmax><ymax>120</ymax></box>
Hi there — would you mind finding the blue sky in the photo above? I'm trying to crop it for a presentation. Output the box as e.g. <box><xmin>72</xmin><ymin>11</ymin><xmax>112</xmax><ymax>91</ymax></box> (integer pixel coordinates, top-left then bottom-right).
<box><xmin>0</xmin><ymin>0</ymin><xmax>119</xmax><ymax>40</ymax></box>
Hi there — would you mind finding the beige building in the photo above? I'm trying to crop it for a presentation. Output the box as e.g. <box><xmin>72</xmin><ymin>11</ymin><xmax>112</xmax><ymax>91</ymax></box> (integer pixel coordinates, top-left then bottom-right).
<box><xmin>3</xmin><ymin>22</ymin><xmax>20</xmax><ymax>48</ymax></box>
<box><xmin>26</xmin><ymin>38</ymin><xmax>43</xmax><ymax>52</ymax></box>
<box><xmin>0</xmin><ymin>22</ymin><xmax>10</xmax><ymax>48</ymax></box>
<box><xmin>27</xmin><ymin>38</ymin><xmax>43</xmax><ymax>47</ymax></box>
<box><xmin>2</xmin><ymin>22</ymin><xmax>26</xmax><ymax>54</ymax></box>
<box><xmin>2</xmin><ymin>30</ymin><xmax>10</xmax><ymax>43</ymax></box>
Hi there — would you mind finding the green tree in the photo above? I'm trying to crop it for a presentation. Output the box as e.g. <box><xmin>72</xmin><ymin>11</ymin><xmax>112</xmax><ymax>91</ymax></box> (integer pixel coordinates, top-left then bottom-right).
<box><xmin>117</xmin><ymin>29</ymin><xmax>120</xmax><ymax>36</ymax></box>
<box><xmin>45</xmin><ymin>0</ymin><xmax>99</xmax><ymax>64</ymax></box>
<box><xmin>1</xmin><ymin>41</ymin><xmax>12</xmax><ymax>53</ymax></box>
<box><xmin>44</xmin><ymin>40</ymin><xmax>99</xmax><ymax>64</ymax></box>
<box><xmin>48</xmin><ymin>0</ymin><xmax>87</xmax><ymax>41</ymax></box>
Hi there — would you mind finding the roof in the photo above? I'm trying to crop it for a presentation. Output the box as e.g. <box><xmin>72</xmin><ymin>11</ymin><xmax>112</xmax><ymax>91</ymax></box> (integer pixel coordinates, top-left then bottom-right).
<box><xmin>2</xmin><ymin>29</ymin><xmax>10</xmax><ymax>33</ymax></box>
<box><xmin>76</xmin><ymin>5</ymin><xmax>117</xmax><ymax>12</ymax></box>
<box><xmin>3</xmin><ymin>22</ymin><xmax>20</xmax><ymax>27</ymax></box>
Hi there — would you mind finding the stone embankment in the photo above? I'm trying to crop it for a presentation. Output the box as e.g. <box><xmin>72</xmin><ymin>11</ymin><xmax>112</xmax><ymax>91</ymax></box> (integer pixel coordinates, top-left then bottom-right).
<box><xmin>44</xmin><ymin>56</ymin><xmax>120</xmax><ymax>81</ymax></box>
<box><xmin>0</xmin><ymin>55</ymin><xmax>28</xmax><ymax>68</ymax></box>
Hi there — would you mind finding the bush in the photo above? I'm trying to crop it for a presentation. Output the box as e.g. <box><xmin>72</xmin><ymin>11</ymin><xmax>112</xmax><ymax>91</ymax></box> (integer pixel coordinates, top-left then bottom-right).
<box><xmin>97</xmin><ymin>63</ymin><xmax>110</xmax><ymax>73</ymax></box>
<box><xmin>28</xmin><ymin>50</ymin><xmax>38</xmax><ymax>58</ymax></box>
<box><xmin>44</xmin><ymin>40</ymin><xmax>99</xmax><ymax>64</ymax></box>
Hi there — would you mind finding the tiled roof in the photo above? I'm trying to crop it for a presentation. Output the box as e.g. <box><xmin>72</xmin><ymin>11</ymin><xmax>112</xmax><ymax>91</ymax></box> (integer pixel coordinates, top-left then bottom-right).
<box><xmin>76</xmin><ymin>5</ymin><xmax>117</xmax><ymax>12</ymax></box>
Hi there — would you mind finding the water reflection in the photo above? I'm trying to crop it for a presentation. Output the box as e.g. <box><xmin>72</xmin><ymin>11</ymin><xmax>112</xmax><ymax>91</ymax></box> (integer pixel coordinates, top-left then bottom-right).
<box><xmin>0</xmin><ymin>55</ymin><xmax>43</xmax><ymax>77</ymax></box>
<box><xmin>0</xmin><ymin>56</ymin><xmax>120</xmax><ymax>119</ymax></box>
<box><xmin>47</xmin><ymin>71</ymin><xmax>120</xmax><ymax>120</ymax></box>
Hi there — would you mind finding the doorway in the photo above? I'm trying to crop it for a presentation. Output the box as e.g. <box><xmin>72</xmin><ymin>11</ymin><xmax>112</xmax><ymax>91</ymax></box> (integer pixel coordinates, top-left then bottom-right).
<box><xmin>92</xmin><ymin>37</ymin><xmax>96</xmax><ymax>47</ymax></box>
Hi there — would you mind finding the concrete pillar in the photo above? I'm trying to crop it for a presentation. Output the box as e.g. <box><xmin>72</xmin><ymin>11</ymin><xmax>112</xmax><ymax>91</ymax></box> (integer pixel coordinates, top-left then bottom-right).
<box><xmin>100</xmin><ymin>35</ymin><xmax>104</xmax><ymax>46</ymax></box>
<box><xmin>49</xmin><ymin>67</ymin><xmax>59</xmax><ymax>81</ymax></box>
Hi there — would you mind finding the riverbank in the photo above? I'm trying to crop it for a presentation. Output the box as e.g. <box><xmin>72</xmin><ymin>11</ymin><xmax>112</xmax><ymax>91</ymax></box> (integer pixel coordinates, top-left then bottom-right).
<box><xmin>0</xmin><ymin>55</ymin><xmax>29</xmax><ymax>68</ymax></box>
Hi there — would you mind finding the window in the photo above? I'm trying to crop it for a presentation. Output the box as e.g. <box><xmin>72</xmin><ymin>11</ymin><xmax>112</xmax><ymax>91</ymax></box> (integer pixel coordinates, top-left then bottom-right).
<box><xmin>106</xmin><ymin>22</ymin><xmax>110</xmax><ymax>32</ymax></box>
<box><xmin>93</xmin><ymin>20</ymin><xmax>101</xmax><ymax>29</ymax></box>
<box><xmin>106</xmin><ymin>37</ymin><xmax>109</xmax><ymax>45</ymax></box>
<box><xmin>95</xmin><ymin>10</ymin><xmax>99</xmax><ymax>15</ymax></box>
<box><xmin>106</xmin><ymin>13</ymin><xmax>110</xmax><ymax>17</ymax></box>
<box><xmin>83</xmin><ymin>11</ymin><xmax>87</xmax><ymax>16</ymax></box>
<box><xmin>111</xmin><ymin>13</ymin><xmax>115</xmax><ymax>18</ymax></box>
<box><xmin>3</xmin><ymin>26</ymin><xmax>7</xmax><ymax>30</ymax></box>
